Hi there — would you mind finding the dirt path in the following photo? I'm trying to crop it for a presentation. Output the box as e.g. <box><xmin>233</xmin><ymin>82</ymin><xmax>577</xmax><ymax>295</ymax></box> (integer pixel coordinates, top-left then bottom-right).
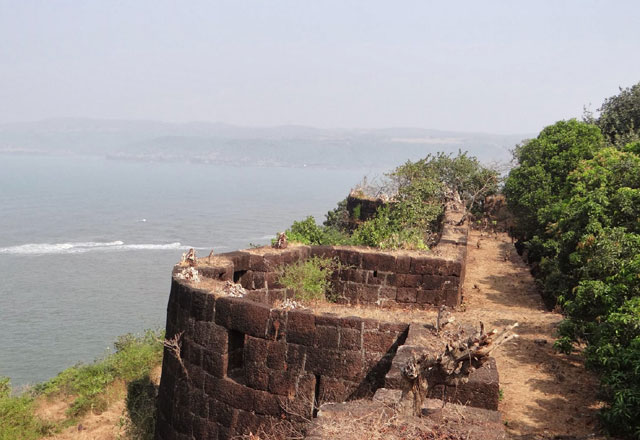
<box><xmin>459</xmin><ymin>230</ymin><xmax>604</xmax><ymax>438</ymax></box>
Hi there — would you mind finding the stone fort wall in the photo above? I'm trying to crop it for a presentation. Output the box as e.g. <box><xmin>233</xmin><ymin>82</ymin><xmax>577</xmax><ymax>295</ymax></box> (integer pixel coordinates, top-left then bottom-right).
<box><xmin>154</xmin><ymin>202</ymin><xmax>498</xmax><ymax>440</ymax></box>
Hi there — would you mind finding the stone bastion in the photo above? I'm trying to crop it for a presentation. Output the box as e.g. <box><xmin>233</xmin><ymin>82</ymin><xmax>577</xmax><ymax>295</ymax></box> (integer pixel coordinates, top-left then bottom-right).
<box><xmin>154</xmin><ymin>203</ymin><xmax>501</xmax><ymax>440</ymax></box>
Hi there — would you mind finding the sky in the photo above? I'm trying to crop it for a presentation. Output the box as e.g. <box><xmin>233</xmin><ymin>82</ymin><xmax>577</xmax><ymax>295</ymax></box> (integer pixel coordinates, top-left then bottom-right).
<box><xmin>1</xmin><ymin>1</ymin><xmax>639</xmax><ymax>134</ymax></box>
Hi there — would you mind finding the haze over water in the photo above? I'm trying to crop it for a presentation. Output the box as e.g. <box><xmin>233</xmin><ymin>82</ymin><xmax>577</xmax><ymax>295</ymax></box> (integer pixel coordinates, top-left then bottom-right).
<box><xmin>0</xmin><ymin>155</ymin><xmax>375</xmax><ymax>387</ymax></box>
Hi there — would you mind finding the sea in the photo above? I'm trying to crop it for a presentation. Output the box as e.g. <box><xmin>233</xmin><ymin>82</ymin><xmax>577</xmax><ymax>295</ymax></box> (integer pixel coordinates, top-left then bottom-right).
<box><xmin>0</xmin><ymin>155</ymin><xmax>383</xmax><ymax>388</ymax></box>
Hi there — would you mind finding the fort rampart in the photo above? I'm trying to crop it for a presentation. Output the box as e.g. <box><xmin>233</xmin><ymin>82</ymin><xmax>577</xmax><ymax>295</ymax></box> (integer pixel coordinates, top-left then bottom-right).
<box><xmin>154</xmin><ymin>201</ymin><xmax>498</xmax><ymax>440</ymax></box>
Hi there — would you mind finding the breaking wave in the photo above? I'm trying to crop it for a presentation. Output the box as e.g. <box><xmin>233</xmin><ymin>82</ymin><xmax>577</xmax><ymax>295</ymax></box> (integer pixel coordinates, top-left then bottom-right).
<box><xmin>0</xmin><ymin>241</ymin><xmax>190</xmax><ymax>255</ymax></box>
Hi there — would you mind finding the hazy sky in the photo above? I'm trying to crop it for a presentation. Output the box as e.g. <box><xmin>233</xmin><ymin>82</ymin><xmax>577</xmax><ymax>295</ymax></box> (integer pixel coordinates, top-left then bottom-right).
<box><xmin>1</xmin><ymin>1</ymin><xmax>639</xmax><ymax>134</ymax></box>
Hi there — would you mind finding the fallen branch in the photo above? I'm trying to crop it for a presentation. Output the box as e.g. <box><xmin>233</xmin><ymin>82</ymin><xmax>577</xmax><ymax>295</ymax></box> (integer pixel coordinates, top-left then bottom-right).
<box><xmin>401</xmin><ymin>319</ymin><xmax>518</xmax><ymax>416</ymax></box>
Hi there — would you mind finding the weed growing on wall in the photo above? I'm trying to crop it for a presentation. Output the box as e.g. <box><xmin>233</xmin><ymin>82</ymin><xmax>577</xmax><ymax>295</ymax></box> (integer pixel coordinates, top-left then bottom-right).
<box><xmin>277</xmin><ymin>256</ymin><xmax>343</xmax><ymax>302</ymax></box>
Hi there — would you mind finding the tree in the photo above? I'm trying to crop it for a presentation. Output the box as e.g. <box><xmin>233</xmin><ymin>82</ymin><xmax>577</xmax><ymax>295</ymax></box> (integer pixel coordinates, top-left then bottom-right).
<box><xmin>597</xmin><ymin>82</ymin><xmax>640</xmax><ymax>146</ymax></box>
<box><xmin>504</xmin><ymin>119</ymin><xmax>603</xmax><ymax>243</ymax></box>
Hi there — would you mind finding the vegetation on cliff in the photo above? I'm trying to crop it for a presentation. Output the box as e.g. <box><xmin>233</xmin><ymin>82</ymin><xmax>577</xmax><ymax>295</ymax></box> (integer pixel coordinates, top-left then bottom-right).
<box><xmin>504</xmin><ymin>82</ymin><xmax>640</xmax><ymax>438</ymax></box>
<box><xmin>0</xmin><ymin>330</ymin><xmax>163</xmax><ymax>440</ymax></box>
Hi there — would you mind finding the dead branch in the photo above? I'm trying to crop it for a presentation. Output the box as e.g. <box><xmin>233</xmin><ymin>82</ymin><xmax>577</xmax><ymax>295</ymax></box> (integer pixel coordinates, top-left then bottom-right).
<box><xmin>401</xmin><ymin>321</ymin><xmax>518</xmax><ymax>416</ymax></box>
<box><xmin>162</xmin><ymin>331</ymin><xmax>189</xmax><ymax>380</ymax></box>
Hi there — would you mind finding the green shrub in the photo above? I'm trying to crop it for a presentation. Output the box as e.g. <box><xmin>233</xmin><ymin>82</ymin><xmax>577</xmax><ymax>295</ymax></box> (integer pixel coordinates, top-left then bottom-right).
<box><xmin>279</xmin><ymin>216</ymin><xmax>352</xmax><ymax>246</ymax></box>
<box><xmin>36</xmin><ymin>329</ymin><xmax>163</xmax><ymax>417</ymax></box>
<box><xmin>352</xmin><ymin>204</ymin><xmax>362</xmax><ymax>220</ymax></box>
<box><xmin>505</xmin><ymin>103</ymin><xmax>640</xmax><ymax>437</ymax></box>
<box><xmin>279</xmin><ymin>151</ymin><xmax>494</xmax><ymax>251</ymax></box>
<box><xmin>323</xmin><ymin>198</ymin><xmax>350</xmax><ymax>231</ymax></box>
<box><xmin>0</xmin><ymin>378</ymin><xmax>57</xmax><ymax>440</ymax></box>
<box><xmin>277</xmin><ymin>257</ymin><xmax>341</xmax><ymax>302</ymax></box>
<box><xmin>597</xmin><ymin>82</ymin><xmax>640</xmax><ymax>147</ymax></box>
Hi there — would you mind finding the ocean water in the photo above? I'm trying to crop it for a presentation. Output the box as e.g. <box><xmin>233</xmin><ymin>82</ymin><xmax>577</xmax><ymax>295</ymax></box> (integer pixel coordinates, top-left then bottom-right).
<box><xmin>0</xmin><ymin>155</ymin><xmax>377</xmax><ymax>388</ymax></box>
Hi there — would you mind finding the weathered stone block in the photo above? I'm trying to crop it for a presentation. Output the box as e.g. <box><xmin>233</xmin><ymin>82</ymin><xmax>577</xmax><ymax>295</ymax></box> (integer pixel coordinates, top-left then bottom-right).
<box><xmin>379</xmin><ymin>286</ymin><xmax>397</xmax><ymax>301</ymax></box>
<box><xmin>238</xmin><ymin>271</ymin><xmax>254</xmax><ymax>289</ymax></box>
<box><xmin>204</xmin><ymin>294</ymin><xmax>216</xmax><ymax>322</ymax></box>
<box><xmin>245</xmin><ymin>366</ymin><xmax>269</xmax><ymax>391</ymax></box>
<box><xmin>314</xmin><ymin>314</ymin><xmax>341</xmax><ymax>328</ymax></box>
<box><xmin>314</xmin><ymin>325</ymin><xmax>340</xmax><ymax>349</ymax></box>
<box><xmin>379</xmin><ymin>322</ymin><xmax>408</xmax><ymax>333</ymax></box>
<box><xmin>363</xmin><ymin>331</ymin><xmax>397</xmax><ymax>353</ymax></box>
<box><xmin>318</xmin><ymin>376</ymin><xmax>359</xmax><ymax>402</ymax></box>
<box><xmin>310</xmin><ymin>245</ymin><xmax>337</xmax><ymax>259</ymax></box>
<box><xmin>285</xmin><ymin>343</ymin><xmax>307</xmax><ymax>371</ymax></box>
<box><xmin>286</xmin><ymin>310</ymin><xmax>316</xmax><ymax>346</ymax></box>
<box><xmin>265</xmin><ymin>272</ymin><xmax>283</xmax><ymax>289</ymax></box>
<box><xmin>229</xmin><ymin>300</ymin><xmax>270</xmax><ymax>338</ymax></box>
<box><xmin>339</xmin><ymin>327</ymin><xmax>361</xmax><ymax>351</ymax></box>
<box><xmin>202</xmin><ymin>350</ymin><xmax>227</xmax><ymax>378</ymax></box>
<box><xmin>191</xmin><ymin>289</ymin><xmax>208</xmax><ymax>321</ymax></box>
<box><xmin>252</xmin><ymin>272</ymin><xmax>266</xmax><ymax>289</ymax></box>
<box><xmin>306</xmin><ymin>348</ymin><xmax>364</xmax><ymax>381</ymax></box>
<box><xmin>249</xmin><ymin>254</ymin><xmax>268</xmax><ymax>272</ymax></box>
<box><xmin>266</xmin><ymin>341</ymin><xmax>287</xmax><ymax>369</ymax></box>
<box><xmin>218</xmin><ymin>251</ymin><xmax>251</xmax><ymax>271</ymax></box>
<box><xmin>362</xmin><ymin>252</ymin><xmax>396</xmax><ymax>272</ymax></box>
<box><xmin>410</xmin><ymin>256</ymin><xmax>439</xmax><ymax>275</ymax></box>
<box><xmin>245</xmin><ymin>336</ymin><xmax>269</xmax><ymax>364</ymax></box>
<box><xmin>395</xmin><ymin>255</ymin><xmax>411</xmax><ymax>273</ymax></box>
<box><xmin>357</xmin><ymin>284</ymin><xmax>380</xmax><ymax>303</ymax></box>
<box><xmin>397</xmin><ymin>287</ymin><xmax>417</xmax><ymax>303</ymax></box>
<box><xmin>267</xmin><ymin>288</ymin><xmax>286</xmax><ymax>303</ymax></box>
<box><xmin>416</xmin><ymin>289</ymin><xmax>441</xmax><ymax>305</ymax></box>
<box><xmin>422</xmin><ymin>275</ymin><xmax>458</xmax><ymax>291</ymax></box>
<box><xmin>268</xmin><ymin>370</ymin><xmax>297</xmax><ymax>396</ymax></box>
<box><xmin>199</xmin><ymin>264</ymin><xmax>233</xmax><ymax>282</ymax></box>
<box><xmin>266</xmin><ymin>308</ymin><xmax>286</xmax><ymax>341</ymax></box>
<box><xmin>205</xmin><ymin>322</ymin><xmax>229</xmax><ymax>353</ymax></box>
<box><xmin>213</xmin><ymin>296</ymin><xmax>234</xmax><ymax>327</ymax></box>
<box><xmin>335</xmin><ymin>248</ymin><xmax>362</xmax><ymax>267</ymax></box>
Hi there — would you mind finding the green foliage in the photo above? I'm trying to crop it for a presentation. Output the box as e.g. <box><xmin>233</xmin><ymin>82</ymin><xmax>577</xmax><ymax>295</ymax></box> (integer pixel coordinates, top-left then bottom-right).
<box><xmin>323</xmin><ymin>198</ymin><xmax>350</xmax><ymax>231</ymax></box>
<box><xmin>282</xmin><ymin>216</ymin><xmax>352</xmax><ymax>246</ymax></box>
<box><xmin>0</xmin><ymin>378</ymin><xmax>57</xmax><ymax>440</ymax></box>
<box><xmin>504</xmin><ymin>119</ymin><xmax>604</xmax><ymax>242</ymax></box>
<box><xmin>279</xmin><ymin>151</ymin><xmax>494</xmax><ymax>251</ymax></box>
<box><xmin>352</xmin><ymin>204</ymin><xmax>362</xmax><ymax>220</ymax></box>
<box><xmin>350</xmin><ymin>206</ymin><xmax>428</xmax><ymax>250</ymax></box>
<box><xmin>36</xmin><ymin>329</ymin><xmax>163</xmax><ymax>417</ymax></box>
<box><xmin>277</xmin><ymin>256</ymin><xmax>341</xmax><ymax>302</ymax></box>
<box><xmin>506</xmin><ymin>111</ymin><xmax>640</xmax><ymax>437</ymax></box>
<box><xmin>597</xmin><ymin>82</ymin><xmax>640</xmax><ymax>147</ymax></box>
<box><xmin>0</xmin><ymin>331</ymin><xmax>163</xmax><ymax>440</ymax></box>
<box><xmin>391</xmin><ymin>151</ymin><xmax>499</xmax><ymax>213</ymax></box>
<box><xmin>124</xmin><ymin>376</ymin><xmax>158</xmax><ymax>440</ymax></box>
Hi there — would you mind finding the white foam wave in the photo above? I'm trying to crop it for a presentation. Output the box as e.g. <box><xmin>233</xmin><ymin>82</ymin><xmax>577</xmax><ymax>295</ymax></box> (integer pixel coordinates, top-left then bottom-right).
<box><xmin>0</xmin><ymin>241</ymin><xmax>190</xmax><ymax>255</ymax></box>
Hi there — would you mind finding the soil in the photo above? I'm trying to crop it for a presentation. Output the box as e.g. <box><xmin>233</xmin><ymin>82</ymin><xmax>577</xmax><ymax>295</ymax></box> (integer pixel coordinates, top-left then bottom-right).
<box><xmin>461</xmin><ymin>230</ymin><xmax>605</xmax><ymax>438</ymax></box>
<box><xmin>36</xmin><ymin>366</ymin><xmax>162</xmax><ymax>440</ymax></box>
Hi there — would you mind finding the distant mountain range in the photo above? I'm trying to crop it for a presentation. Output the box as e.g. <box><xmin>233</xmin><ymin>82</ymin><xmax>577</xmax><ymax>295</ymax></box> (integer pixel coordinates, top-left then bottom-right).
<box><xmin>0</xmin><ymin>118</ymin><xmax>530</xmax><ymax>169</ymax></box>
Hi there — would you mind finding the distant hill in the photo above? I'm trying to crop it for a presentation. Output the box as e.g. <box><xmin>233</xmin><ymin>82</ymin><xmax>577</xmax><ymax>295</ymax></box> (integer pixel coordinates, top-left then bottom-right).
<box><xmin>0</xmin><ymin>118</ymin><xmax>530</xmax><ymax>169</ymax></box>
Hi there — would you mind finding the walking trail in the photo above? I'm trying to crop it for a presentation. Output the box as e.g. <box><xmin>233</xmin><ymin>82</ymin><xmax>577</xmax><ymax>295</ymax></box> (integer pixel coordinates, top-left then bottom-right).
<box><xmin>459</xmin><ymin>229</ymin><xmax>604</xmax><ymax>438</ymax></box>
